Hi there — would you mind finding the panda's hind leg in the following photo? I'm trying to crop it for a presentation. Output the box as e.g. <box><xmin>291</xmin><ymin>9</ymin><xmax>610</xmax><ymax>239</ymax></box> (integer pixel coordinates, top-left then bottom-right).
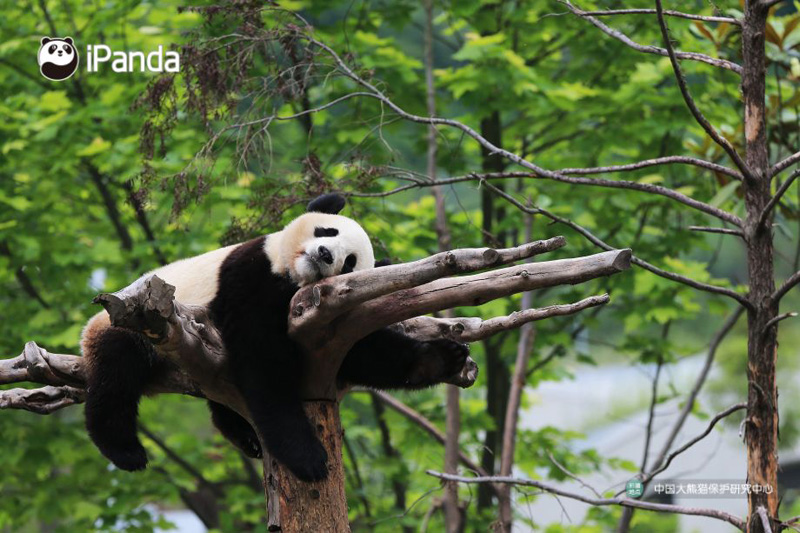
<box><xmin>208</xmin><ymin>401</ymin><xmax>262</xmax><ymax>458</ymax></box>
<box><xmin>84</xmin><ymin>323</ymin><xmax>157</xmax><ymax>471</ymax></box>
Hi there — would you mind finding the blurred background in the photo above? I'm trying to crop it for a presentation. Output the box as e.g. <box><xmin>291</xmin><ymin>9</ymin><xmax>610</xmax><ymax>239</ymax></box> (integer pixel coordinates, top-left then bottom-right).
<box><xmin>1</xmin><ymin>0</ymin><xmax>800</xmax><ymax>531</ymax></box>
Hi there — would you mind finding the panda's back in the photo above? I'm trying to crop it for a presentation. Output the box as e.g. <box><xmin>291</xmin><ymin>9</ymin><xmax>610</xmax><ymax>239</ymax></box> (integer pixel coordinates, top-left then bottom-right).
<box><xmin>150</xmin><ymin>243</ymin><xmax>239</xmax><ymax>306</ymax></box>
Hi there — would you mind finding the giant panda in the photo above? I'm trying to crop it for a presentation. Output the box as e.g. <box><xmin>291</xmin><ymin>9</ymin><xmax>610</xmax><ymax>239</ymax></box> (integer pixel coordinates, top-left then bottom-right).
<box><xmin>81</xmin><ymin>194</ymin><xmax>469</xmax><ymax>482</ymax></box>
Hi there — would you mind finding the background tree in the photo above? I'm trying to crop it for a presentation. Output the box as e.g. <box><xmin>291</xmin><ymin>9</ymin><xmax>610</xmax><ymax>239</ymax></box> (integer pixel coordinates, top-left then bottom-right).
<box><xmin>2</xmin><ymin>0</ymin><xmax>800</xmax><ymax>531</ymax></box>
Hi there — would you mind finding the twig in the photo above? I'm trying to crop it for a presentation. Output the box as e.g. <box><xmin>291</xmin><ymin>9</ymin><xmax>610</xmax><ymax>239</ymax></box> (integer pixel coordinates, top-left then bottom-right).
<box><xmin>645</xmin><ymin>307</ymin><xmax>744</xmax><ymax>479</ymax></box>
<box><xmin>577</xmin><ymin>8</ymin><xmax>739</xmax><ymax>25</ymax></box>
<box><xmin>546</xmin><ymin>451</ymin><xmax>603</xmax><ymax>499</ymax></box>
<box><xmin>482</xmin><ymin>182</ymin><xmax>753</xmax><ymax>309</ymax></box>
<box><xmin>772</xmin><ymin>270</ymin><xmax>800</xmax><ymax>304</ymax></box>
<box><xmin>425</xmin><ymin>471</ymin><xmax>745</xmax><ymax>530</ymax></box>
<box><xmin>689</xmin><ymin>226</ymin><xmax>744</xmax><ymax>237</ymax></box>
<box><xmin>759</xmin><ymin>168</ymin><xmax>800</xmax><ymax>228</ymax></box>
<box><xmin>654</xmin><ymin>0</ymin><xmax>751</xmax><ymax>179</ymax></box>
<box><xmin>639</xmin><ymin>402</ymin><xmax>747</xmax><ymax>486</ymax></box>
<box><xmin>757</xmin><ymin>506</ymin><xmax>774</xmax><ymax>533</ymax></box>
<box><xmin>772</xmin><ymin>151</ymin><xmax>800</xmax><ymax>177</ymax></box>
<box><xmin>762</xmin><ymin>312</ymin><xmax>798</xmax><ymax>333</ymax></box>
<box><xmin>560</xmin><ymin>0</ymin><xmax>743</xmax><ymax>74</ymax></box>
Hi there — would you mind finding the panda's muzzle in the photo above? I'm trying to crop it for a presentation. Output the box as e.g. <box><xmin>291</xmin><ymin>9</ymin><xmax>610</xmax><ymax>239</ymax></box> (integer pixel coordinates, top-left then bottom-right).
<box><xmin>317</xmin><ymin>246</ymin><xmax>334</xmax><ymax>265</ymax></box>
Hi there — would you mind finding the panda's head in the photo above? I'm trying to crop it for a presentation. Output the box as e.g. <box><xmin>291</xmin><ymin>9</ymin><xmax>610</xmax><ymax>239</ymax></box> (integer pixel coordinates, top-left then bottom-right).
<box><xmin>38</xmin><ymin>37</ymin><xmax>79</xmax><ymax>81</ymax></box>
<box><xmin>267</xmin><ymin>194</ymin><xmax>376</xmax><ymax>286</ymax></box>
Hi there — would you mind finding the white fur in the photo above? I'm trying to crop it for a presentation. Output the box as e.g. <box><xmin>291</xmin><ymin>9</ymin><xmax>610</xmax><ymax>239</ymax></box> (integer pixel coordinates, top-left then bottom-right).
<box><xmin>146</xmin><ymin>244</ymin><xmax>238</xmax><ymax>305</ymax></box>
<box><xmin>266</xmin><ymin>212</ymin><xmax>375</xmax><ymax>286</ymax></box>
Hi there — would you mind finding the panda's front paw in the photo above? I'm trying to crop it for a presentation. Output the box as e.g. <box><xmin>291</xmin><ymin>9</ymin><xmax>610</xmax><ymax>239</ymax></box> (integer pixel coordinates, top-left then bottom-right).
<box><xmin>410</xmin><ymin>339</ymin><xmax>470</xmax><ymax>386</ymax></box>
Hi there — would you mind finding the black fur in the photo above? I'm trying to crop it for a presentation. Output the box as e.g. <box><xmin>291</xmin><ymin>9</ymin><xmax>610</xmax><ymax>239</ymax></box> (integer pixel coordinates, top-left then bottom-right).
<box><xmin>208</xmin><ymin>236</ymin><xmax>329</xmax><ymax>481</ymax></box>
<box><xmin>307</xmin><ymin>193</ymin><xmax>346</xmax><ymax>214</ymax></box>
<box><xmin>208</xmin><ymin>401</ymin><xmax>262</xmax><ymax>458</ymax></box>
<box><xmin>84</xmin><ymin>327</ymin><xmax>159</xmax><ymax>471</ymax></box>
<box><xmin>338</xmin><ymin>329</ymin><xmax>469</xmax><ymax>389</ymax></box>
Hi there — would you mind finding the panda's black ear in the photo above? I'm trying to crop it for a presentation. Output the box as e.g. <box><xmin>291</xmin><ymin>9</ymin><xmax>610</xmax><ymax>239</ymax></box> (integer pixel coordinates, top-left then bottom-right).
<box><xmin>375</xmin><ymin>258</ymin><xmax>392</xmax><ymax>268</ymax></box>
<box><xmin>41</xmin><ymin>37</ymin><xmax>52</xmax><ymax>45</ymax></box>
<box><xmin>307</xmin><ymin>193</ymin><xmax>346</xmax><ymax>215</ymax></box>
<box><xmin>64</xmin><ymin>37</ymin><xmax>74</xmax><ymax>45</ymax></box>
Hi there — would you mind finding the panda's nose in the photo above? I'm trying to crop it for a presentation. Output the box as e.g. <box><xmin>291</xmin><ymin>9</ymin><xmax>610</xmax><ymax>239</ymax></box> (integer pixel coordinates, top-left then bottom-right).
<box><xmin>317</xmin><ymin>246</ymin><xmax>333</xmax><ymax>265</ymax></box>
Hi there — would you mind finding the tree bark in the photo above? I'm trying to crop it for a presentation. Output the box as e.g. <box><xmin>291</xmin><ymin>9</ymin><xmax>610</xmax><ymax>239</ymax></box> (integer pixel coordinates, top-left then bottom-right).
<box><xmin>264</xmin><ymin>401</ymin><xmax>349</xmax><ymax>533</ymax></box>
<box><xmin>742</xmin><ymin>2</ymin><xmax>779</xmax><ymax>531</ymax></box>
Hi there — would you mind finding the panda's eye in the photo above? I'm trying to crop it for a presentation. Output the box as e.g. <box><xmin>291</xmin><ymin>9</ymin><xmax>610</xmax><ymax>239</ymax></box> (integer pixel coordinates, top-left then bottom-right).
<box><xmin>63</xmin><ymin>45</ymin><xmax>72</xmax><ymax>54</ymax></box>
<box><xmin>48</xmin><ymin>44</ymin><xmax>57</xmax><ymax>54</ymax></box>
<box><xmin>341</xmin><ymin>254</ymin><xmax>357</xmax><ymax>274</ymax></box>
<box><xmin>314</xmin><ymin>227</ymin><xmax>339</xmax><ymax>238</ymax></box>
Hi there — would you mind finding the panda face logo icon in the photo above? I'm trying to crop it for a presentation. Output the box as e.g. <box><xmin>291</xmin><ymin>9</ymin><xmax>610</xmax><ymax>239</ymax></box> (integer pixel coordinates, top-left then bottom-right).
<box><xmin>38</xmin><ymin>37</ymin><xmax>79</xmax><ymax>81</ymax></box>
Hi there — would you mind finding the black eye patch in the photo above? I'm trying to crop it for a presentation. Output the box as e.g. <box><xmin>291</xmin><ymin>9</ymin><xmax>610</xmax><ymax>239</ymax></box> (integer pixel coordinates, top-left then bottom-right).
<box><xmin>314</xmin><ymin>227</ymin><xmax>339</xmax><ymax>238</ymax></box>
<box><xmin>341</xmin><ymin>254</ymin><xmax>357</xmax><ymax>274</ymax></box>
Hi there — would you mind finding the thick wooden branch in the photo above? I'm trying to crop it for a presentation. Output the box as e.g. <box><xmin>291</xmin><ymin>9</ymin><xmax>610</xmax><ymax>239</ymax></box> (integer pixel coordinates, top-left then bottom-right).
<box><xmin>398</xmin><ymin>294</ymin><xmax>609</xmax><ymax>343</ymax></box>
<box><xmin>0</xmin><ymin>385</ymin><xmax>85</xmax><ymax>415</ymax></box>
<box><xmin>288</xmin><ymin>236</ymin><xmax>567</xmax><ymax>337</ymax></box>
<box><xmin>342</xmin><ymin>251</ymin><xmax>629</xmax><ymax>338</ymax></box>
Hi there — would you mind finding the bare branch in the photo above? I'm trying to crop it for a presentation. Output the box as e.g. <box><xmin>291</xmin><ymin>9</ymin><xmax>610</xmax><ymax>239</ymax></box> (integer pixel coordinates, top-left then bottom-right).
<box><xmin>772</xmin><ymin>270</ymin><xmax>800</xmax><ymax>304</ymax></box>
<box><xmin>398</xmin><ymin>294</ymin><xmax>609</xmax><ymax>343</ymax></box>
<box><xmin>640</xmin><ymin>402</ymin><xmax>747</xmax><ymax>486</ymax></box>
<box><xmin>0</xmin><ymin>342</ymin><xmax>85</xmax><ymax>387</ymax></box>
<box><xmin>689</xmin><ymin>226</ymin><xmax>744</xmax><ymax>237</ymax></box>
<box><xmin>577</xmin><ymin>8</ymin><xmax>739</xmax><ymax>25</ymax></box>
<box><xmin>763</xmin><ymin>312</ymin><xmax>798</xmax><ymax>332</ymax></box>
<box><xmin>560</xmin><ymin>0</ymin><xmax>743</xmax><ymax>74</ymax></box>
<box><xmin>759</xmin><ymin>168</ymin><xmax>800</xmax><ymax>228</ymax></box>
<box><xmin>340</xmin><ymin>251</ymin><xmax>630</xmax><ymax>343</ymax></box>
<box><xmin>367</xmin><ymin>390</ymin><xmax>496</xmax><ymax>486</ymax></box>
<box><xmin>557</xmin><ymin>156</ymin><xmax>742</xmax><ymax>180</ymax></box>
<box><xmin>653</xmin><ymin>0</ymin><xmax>751</xmax><ymax>179</ymax></box>
<box><xmin>482</xmin><ymin>182</ymin><xmax>753</xmax><ymax>309</ymax></box>
<box><xmin>355</xmin><ymin>169</ymin><xmax>742</xmax><ymax>226</ymax></box>
<box><xmin>645</xmin><ymin>308</ymin><xmax>744</xmax><ymax>480</ymax></box>
<box><xmin>757</xmin><ymin>506</ymin><xmax>774</xmax><ymax>533</ymax></box>
<box><xmin>288</xmin><ymin>237</ymin><xmax>567</xmax><ymax>337</ymax></box>
<box><xmin>425</xmin><ymin>471</ymin><xmax>745</xmax><ymax>530</ymax></box>
<box><xmin>0</xmin><ymin>385</ymin><xmax>85</xmax><ymax>415</ymax></box>
<box><xmin>772</xmin><ymin>151</ymin><xmax>800</xmax><ymax>176</ymax></box>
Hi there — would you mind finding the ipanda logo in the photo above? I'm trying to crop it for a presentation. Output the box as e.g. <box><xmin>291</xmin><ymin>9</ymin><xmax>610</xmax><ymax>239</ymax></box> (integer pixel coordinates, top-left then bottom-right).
<box><xmin>38</xmin><ymin>37</ymin><xmax>79</xmax><ymax>81</ymax></box>
<box><xmin>38</xmin><ymin>36</ymin><xmax>179</xmax><ymax>81</ymax></box>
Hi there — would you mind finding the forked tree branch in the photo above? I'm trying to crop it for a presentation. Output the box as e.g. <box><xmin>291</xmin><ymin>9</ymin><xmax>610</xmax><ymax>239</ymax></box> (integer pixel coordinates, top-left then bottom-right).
<box><xmin>2</xmin><ymin>240</ymin><xmax>630</xmax><ymax>410</ymax></box>
<box><xmin>575</xmin><ymin>8</ymin><xmax>739</xmax><ymax>25</ymax></box>
<box><xmin>424</xmin><ymin>471</ymin><xmax>746</xmax><ymax>530</ymax></box>
<box><xmin>560</xmin><ymin>0</ymin><xmax>743</xmax><ymax>74</ymax></box>
<box><xmin>653</xmin><ymin>0</ymin><xmax>752</xmax><ymax>179</ymax></box>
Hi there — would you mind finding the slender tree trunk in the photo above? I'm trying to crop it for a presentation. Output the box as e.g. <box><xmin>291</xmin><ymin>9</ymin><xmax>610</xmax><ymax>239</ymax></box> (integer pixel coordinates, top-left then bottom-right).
<box><xmin>423</xmin><ymin>2</ymin><xmax>463</xmax><ymax>529</ymax></box>
<box><xmin>741</xmin><ymin>3</ymin><xmax>779</xmax><ymax>532</ymax></box>
<box><xmin>497</xmin><ymin>215</ymin><xmax>536</xmax><ymax>531</ymax></box>
<box><xmin>478</xmin><ymin>111</ymin><xmax>511</xmax><ymax>510</ymax></box>
<box><xmin>264</xmin><ymin>401</ymin><xmax>349</xmax><ymax>533</ymax></box>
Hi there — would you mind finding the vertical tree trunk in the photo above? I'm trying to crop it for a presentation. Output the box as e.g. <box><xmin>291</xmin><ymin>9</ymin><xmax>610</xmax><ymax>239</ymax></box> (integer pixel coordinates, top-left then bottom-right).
<box><xmin>741</xmin><ymin>3</ymin><xmax>779</xmax><ymax>532</ymax></box>
<box><xmin>264</xmin><ymin>401</ymin><xmax>350</xmax><ymax>533</ymax></box>
<box><xmin>478</xmin><ymin>111</ymin><xmax>511</xmax><ymax>510</ymax></box>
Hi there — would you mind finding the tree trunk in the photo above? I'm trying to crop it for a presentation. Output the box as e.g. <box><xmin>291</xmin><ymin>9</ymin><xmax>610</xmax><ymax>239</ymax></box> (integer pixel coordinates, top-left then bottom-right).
<box><xmin>264</xmin><ymin>401</ymin><xmax>349</xmax><ymax>533</ymax></box>
<box><xmin>741</xmin><ymin>2</ymin><xmax>779</xmax><ymax>532</ymax></box>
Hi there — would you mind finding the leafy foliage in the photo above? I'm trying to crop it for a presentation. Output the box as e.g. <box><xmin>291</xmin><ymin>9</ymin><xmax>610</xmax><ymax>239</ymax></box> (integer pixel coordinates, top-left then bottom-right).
<box><xmin>2</xmin><ymin>0</ymin><xmax>800</xmax><ymax>531</ymax></box>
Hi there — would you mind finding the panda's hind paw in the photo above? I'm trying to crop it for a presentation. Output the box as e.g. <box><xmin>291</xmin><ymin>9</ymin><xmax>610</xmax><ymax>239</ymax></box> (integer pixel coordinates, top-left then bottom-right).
<box><xmin>106</xmin><ymin>445</ymin><xmax>149</xmax><ymax>472</ymax></box>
